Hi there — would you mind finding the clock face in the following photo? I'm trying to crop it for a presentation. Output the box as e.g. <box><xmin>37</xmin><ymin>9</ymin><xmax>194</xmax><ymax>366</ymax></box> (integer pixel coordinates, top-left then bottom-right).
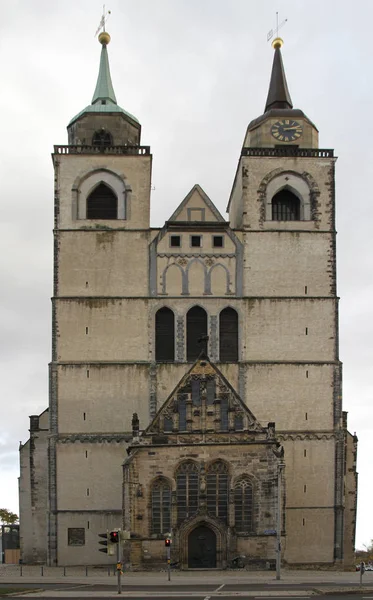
<box><xmin>271</xmin><ymin>119</ymin><xmax>303</xmax><ymax>142</ymax></box>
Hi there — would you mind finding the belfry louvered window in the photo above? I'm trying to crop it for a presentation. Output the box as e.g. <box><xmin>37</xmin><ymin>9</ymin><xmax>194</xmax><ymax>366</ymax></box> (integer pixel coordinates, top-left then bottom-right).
<box><xmin>187</xmin><ymin>306</ymin><xmax>207</xmax><ymax>361</ymax></box>
<box><xmin>151</xmin><ymin>478</ymin><xmax>171</xmax><ymax>534</ymax></box>
<box><xmin>87</xmin><ymin>183</ymin><xmax>117</xmax><ymax>219</ymax></box>
<box><xmin>234</xmin><ymin>477</ymin><xmax>254</xmax><ymax>532</ymax></box>
<box><xmin>219</xmin><ymin>308</ymin><xmax>238</xmax><ymax>362</ymax></box>
<box><xmin>272</xmin><ymin>189</ymin><xmax>300</xmax><ymax>221</ymax></box>
<box><xmin>176</xmin><ymin>462</ymin><xmax>199</xmax><ymax>523</ymax></box>
<box><xmin>92</xmin><ymin>130</ymin><xmax>113</xmax><ymax>147</ymax></box>
<box><xmin>155</xmin><ymin>307</ymin><xmax>175</xmax><ymax>361</ymax></box>
<box><xmin>207</xmin><ymin>461</ymin><xmax>229</xmax><ymax>523</ymax></box>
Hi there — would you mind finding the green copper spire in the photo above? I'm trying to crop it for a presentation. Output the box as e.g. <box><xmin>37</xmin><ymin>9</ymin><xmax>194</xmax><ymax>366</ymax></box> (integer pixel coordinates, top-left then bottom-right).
<box><xmin>92</xmin><ymin>32</ymin><xmax>117</xmax><ymax>105</ymax></box>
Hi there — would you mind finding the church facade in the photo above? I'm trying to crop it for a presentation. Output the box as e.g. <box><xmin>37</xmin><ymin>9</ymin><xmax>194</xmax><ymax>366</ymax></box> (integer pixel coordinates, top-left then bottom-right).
<box><xmin>19</xmin><ymin>30</ymin><xmax>358</xmax><ymax>568</ymax></box>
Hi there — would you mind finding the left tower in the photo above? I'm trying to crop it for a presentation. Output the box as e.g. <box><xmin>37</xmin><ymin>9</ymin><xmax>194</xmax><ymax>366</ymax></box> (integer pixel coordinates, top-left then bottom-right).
<box><xmin>49</xmin><ymin>32</ymin><xmax>152</xmax><ymax>565</ymax></box>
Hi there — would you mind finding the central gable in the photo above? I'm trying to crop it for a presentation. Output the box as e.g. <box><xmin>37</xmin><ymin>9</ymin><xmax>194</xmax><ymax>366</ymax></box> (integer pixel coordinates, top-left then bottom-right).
<box><xmin>168</xmin><ymin>184</ymin><xmax>226</xmax><ymax>223</ymax></box>
<box><xmin>145</xmin><ymin>355</ymin><xmax>265</xmax><ymax>440</ymax></box>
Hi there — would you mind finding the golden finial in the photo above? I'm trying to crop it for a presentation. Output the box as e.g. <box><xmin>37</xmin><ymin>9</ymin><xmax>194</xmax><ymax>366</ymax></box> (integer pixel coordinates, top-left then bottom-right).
<box><xmin>98</xmin><ymin>31</ymin><xmax>111</xmax><ymax>45</ymax></box>
<box><xmin>272</xmin><ymin>37</ymin><xmax>284</xmax><ymax>49</ymax></box>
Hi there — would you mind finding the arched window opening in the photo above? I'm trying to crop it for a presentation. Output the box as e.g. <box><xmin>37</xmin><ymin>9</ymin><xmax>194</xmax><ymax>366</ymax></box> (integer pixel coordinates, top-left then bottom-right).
<box><xmin>272</xmin><ymin>189</ymin><xmax>300</xmax><ymax>221</ymax></box>
<box><xmin>207</xmin><ymin>461</ymin><xmax>229</xmax><ymax>522</ymax></box>
<box><xmin>219</xmin><ymin>308</ymin><xmax>238</xmax><ymax>362</ymax></box>
<box><xmin>187</xmin><ymin>306</ymin><xmax>208</xmax><ymax>361</ymax></box>
<box><xmin>177</xmin><ymin>394</ymin><xmax>187</xmax><ymax>431</ymax></box>
<box><xmin>151</xmin><ymin>479</ymin><xmax>171</xmax><ymax>534</ymax></box>
<box><xmin>234</xmin><ymin>478</ymin><xmax>254</xmax><ymax>532</ymax></box>
<box><xmin>86</xmin><ymin>183</ymin><xmax>117</xmax><ymax>219</ymax></box>
<box><xmin>92</xmin><ymin>129</ymin><xmax>113</xmax><ymax>148</ymax></box>
<box><xmin>176</xmin><ymin>462</ymin><xmax>199</xmax><ymax>523</ymax></box>
<box><xmin>155</xmin><ymin>308</ymin><xmax>175</xmax><ymax>362</ymax></box>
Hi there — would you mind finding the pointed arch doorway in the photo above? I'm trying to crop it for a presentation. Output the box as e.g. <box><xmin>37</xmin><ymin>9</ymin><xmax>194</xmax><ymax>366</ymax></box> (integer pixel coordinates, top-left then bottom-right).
<box><xmin>188</xmin><ymin>525</ymin><xmax>217</xmax><ymax>568</ymax></box>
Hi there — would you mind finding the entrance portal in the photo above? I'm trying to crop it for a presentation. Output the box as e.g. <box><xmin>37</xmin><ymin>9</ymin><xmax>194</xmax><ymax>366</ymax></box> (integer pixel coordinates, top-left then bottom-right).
<box><xmin>188</xmin><ymin>525</ymin><xmax>217</xmax><ymax>568</ymax></box>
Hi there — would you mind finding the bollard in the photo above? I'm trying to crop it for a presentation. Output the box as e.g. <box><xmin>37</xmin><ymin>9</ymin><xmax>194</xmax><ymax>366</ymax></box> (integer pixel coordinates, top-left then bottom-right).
<box><xmin>41</xmin><ymin>566</ymin><xmax>44</xmax><ymax>576</ymax></box>
<box><xmin>107</xmin><ymin>566</ymin><xmax>110</xmax><ymax>576</ymax></box>
<box><xmin>63</xmin><ymin>566</ymin><xmax>66</xmax><ymax>576</ymax></box>
<box><xmin>85</xmin><ymin>565</ymin><xmax>88</xmax><ymax>577</ymax></box>
<box><xmin>20</xmin><ymin>565</ymin><xmax>23</xmax><ymax>577</ymax></box>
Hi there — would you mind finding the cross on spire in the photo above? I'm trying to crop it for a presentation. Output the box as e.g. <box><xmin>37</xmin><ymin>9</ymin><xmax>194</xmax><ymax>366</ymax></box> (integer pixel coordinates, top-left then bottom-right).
<box><xmin>95</xmin><ymin>4</ymin><xmax>111</xmax><ymax>37</ymax></box>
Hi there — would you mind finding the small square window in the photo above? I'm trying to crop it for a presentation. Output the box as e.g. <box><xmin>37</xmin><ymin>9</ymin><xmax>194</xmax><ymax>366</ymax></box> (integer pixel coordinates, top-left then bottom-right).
<box><xmin>213</xmin><ymin>235</ymin><xmax>223</xmax><ymax>248</ymax></box>
<box><xmin>170</xmin><ymin>235</ymin><xmax>181</xmax><ymax>247</ymax></box>
<box><xmin>191</xmin><ymin>235</ymin><xmax>201</xmax><ymax>247</ymax></box>
<box><xmin>68</xmin><ymin>528</ymin><xmax>85</xmax><ymax>546</ymax></box>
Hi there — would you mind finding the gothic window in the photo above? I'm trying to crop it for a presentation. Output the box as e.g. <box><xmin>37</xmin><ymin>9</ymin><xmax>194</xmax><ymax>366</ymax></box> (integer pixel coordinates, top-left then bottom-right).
<box><xmin>178</xmin><ymin>395</ymin><xmax>187</xmax><ymax>431</ymax></box>
<box><xmin>234</xmin><ymin>477</ymin><xmax>254</xmax><ymax>532</ymax></box>
<box><xmin>176</xmin><ymin>461</ymin><xmax>199</xmax><ymax>523</ymax></box>
<box><xmin>219</xmin><ymin>308</ymin><xmax>238</xmax><ymax>362</ymax></box>
<box><xmin>187</xmin><ymin>306</ymin><xmax>208</xmax><ymax>361</ymax></box>
<box><xmin>155</xmin><ymin>307</ymin><xmax>175</xmax><ymax>362</ymax></box>
<box><xmin>206</xmin><ymin>378</ymin><xmax>216</xmax><ymax>405</ymax></box>
<box><xmin>92</xmin><ymin>130</ymin><xmax>113</xmax><ymax>147</ymax></box>
<box><xmin>220</xmin><ymin>398</ymin><xmax>229</xmax><ymax>431</ymax></box>
<box><xmin>191</xmin><ymin>379</ymin><xmax>201</xmax><ymax>406</ymax></box>
<box><xmin>272</xmin><ymin>189</ymin><xmax>300</xmax><ymax>221</ymax></box>
<box><xmin>163</xmin><ymin>414</ymin><xmax>173</xmax><ymax>432</ymax></box>
<box><xmin>234</xmin><ymin>413</ymin><xmax>244</xmax><ymax>431</ymax></box>
<box><xmin>151</xmin><ymin>478</ymin><xmax>171</xmax><ymax>534</ymax></box>
<box><xmin>206</xmin><ymin>461</ymin><xmax>229</xmax><ymax>522</ymax></box>
<box><xmin>86</xmin><ymin>183</ymin><xmax>117</xmax><ymax>219</ymax></box>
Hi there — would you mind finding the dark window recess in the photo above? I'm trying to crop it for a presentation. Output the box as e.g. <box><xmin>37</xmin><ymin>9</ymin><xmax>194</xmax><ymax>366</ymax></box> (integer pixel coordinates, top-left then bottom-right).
<box><xmin>219</xmin><ymin>308</ymin><xmax>238</xmax><ymax>362</ymax></box>
<box><xmin>176</xmin><ymin>462</ymin><xmax>199</xmax><ymax>523</ymax></box>
<box><xmin>206</xmin><ymin>461</ymin><xmax>229</xmax><ymax>523</ymax></box>
<box><xmin>191</xmin><ymin>235</ymin><xmax>201</xmax><ymax>247</ymax></box>
<box><xmin>164</xmin><ymin>415</ymin><xmax>173</xmax><ymax>432</ymax></box>
<box><xmin>178</xmin><ymin>396</ymin><xmax>187</xmax><ymax>431</ymax></box>
<box><xmin>151</xmin><ymin>479</ymin><xmax>171</xmax><ymax>534</ymax></box>
<box><xmin>92</xmin><ymin>129</ymin><xmax>113</xmax><ymax>147</ymax></box>
<box><xmin>191</xmin><ymin>379</ymin><xmax>201</xmax><ymax>406</ymax></box>
<box><xmin>234</xmin><ymin>479</ymin><xmax>253</xmax><ymax>532</ymax></box>
<box><xmin>234</xmin><ymin>413</ymin><xmax>244</xmax><ymax>430</ymax></box>
<box><xmin>213</xmin><ymin>235</ymin><xmax>223</xmax><ymax>248</ymax></box>
<box><xmin>187</xmin><ymin>306</ymin><xmax>208</xmax><ymax>361</ymax></box>
<box><xmin>155</xmin><ymin>307</ymin><xmax>175</xmax><ymax>362</ymax></box>
<box><xmin>170</xmin><ymin>235</ymin><xmax>181</xmax><ymax>247</ymax></box>
<box><xmin>220</xmin><ymin>398</ymin><xmax>229</xmax><ymax>431</ymax></box>
<box><xmin>87</xmin><ymin>183</ymin><xmax>117</xmax><ymax>219</ymax></box>
<box><xmin>68</xmin><ymin>528</ymin><xmax>85</xmax><ymax>546</ymax></box>
<box><xmin>272</xmin><ymin>189</ymin><xmax>300</xmax><ymax>221</ymax></box>
<box><xmin>206</xmin><ymin>379</ymin><xmax>216</xmax><ymax>405</ymax></box>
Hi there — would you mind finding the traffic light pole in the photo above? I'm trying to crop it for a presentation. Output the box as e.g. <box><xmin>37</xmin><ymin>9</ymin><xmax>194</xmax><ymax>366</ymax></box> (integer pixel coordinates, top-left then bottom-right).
<box><xmin>167</xmin><ymin>545</ymin><xmax>171</xmax><ymax>581</ymax></box>
<box><xmin>116</xmin><ymin>537</ymin><xmax>122</xmax><ymax>595</ymax></box>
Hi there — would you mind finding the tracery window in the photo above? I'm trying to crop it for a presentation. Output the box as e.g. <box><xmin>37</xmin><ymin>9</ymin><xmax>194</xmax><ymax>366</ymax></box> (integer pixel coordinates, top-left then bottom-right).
<box><xmin>176</xmin><ymin>461</ymin><xmax>199</xmax><ymax>522</ymax></box>
<box><xmin>86</xmin><ymin>183</ymin><xmax>117</xmax><ymax>219</ymax></box>
<box><xmin>219</xmin><ymin>308</ymin><xmax>238</xmax><ymax>362</ymax></box>
<box><xmin>151</xmin><ymin>478</ymin><xmax>171</xmax><ymax>534</ymax></box>
<box><xmin>234</xmin><ymin>477</ymin><xmax>254</xmax><ymax>532</ymax></box>
<box><xmin>155</xmin><ymin>307</ymin><xmax>175</xmax><ymax>362</ymax></box>
<box><xmin>187</xmin><ymin>306</ymin><xmax>208</xmax><ymax>361</ymax></box>
<box><xmin>206</xmin><ymin>461</ymin><xmax>229</xmax><ymax>522</ymax></box>
<box><xmin>272</xmin><ymin>189</ymin><xmax>300</xmax><ymax>221</ymax></box>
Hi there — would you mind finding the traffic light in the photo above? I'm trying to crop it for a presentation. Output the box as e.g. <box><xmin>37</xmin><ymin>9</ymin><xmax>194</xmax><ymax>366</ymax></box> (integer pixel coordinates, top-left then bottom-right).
<box><xmin>98</xmin><ymin>532</ymin><xmax>109</xmax><ymax>553</ymax></box>
<box><xmin>165</xmin><ymin>538</ymin><xmax>171</xmax><ymax>547</ymax></box>
<box><xmin>110</xmin><ymin>530</ymin><xmax>120</xmax><ymax>544</ymax></box>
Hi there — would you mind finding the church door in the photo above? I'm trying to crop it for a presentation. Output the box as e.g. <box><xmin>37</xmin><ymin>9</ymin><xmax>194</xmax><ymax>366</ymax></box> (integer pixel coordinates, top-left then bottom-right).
<box><xmin>188</xmin><ymin>525</ymin><xmax>216</xmax><ymax>568</ymax></box>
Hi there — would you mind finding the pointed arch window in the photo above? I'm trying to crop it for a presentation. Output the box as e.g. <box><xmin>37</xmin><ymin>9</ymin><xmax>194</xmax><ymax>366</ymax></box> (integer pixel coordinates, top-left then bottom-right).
<box><xmin>187</xmin><ymin>306</ymin><xmax>208</xmax><ymax>361</ymax></box>
<box><xmin>207</xmin><ymin>461</ymin><xmax>229</xmax><ymax>523</ymax></box>
<box><xmin>92</xmin><ymin>130</ymin><xmax>113</xmax><ymax>148</ymax></box>
<box><xmin>272</xmin><ymin>189</ymin><xmax>300</xmax><ymax>221</ymax></box>
<box><xmin>86</xmin><ymin>183</ymin><xmax>117</xmax><ymax>219</ymax></box>
<box><xmin>234</xmin><ymin>477</ymin><xmax>254</xmax><ymax>532</ymax></box>
<box><xmin>176</xmin><ymin>461</ymin><xmax>199</xmax><ymax>523</ymax></box>
<box><xmin>219</xmin><ymin>308</ymin><xmax>238</xmax><ymax>362</ymax></box>
<box><xmin>155</xmin><ymin>307</ymin><xmax>175</xmax><ymax>362</ymax></box>
<box><xmin>151</xmin><ymin>478</ymin><xmax>171</xmax><ymax>534</ymax></box>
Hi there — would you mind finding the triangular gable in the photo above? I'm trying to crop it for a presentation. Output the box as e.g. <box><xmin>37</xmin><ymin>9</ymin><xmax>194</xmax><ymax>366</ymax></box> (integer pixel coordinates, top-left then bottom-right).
<box><xmin>167</xmin><ymin>184</ymin><xmax>226</xmax><ymax>223</ymax></box>
<box><xmin>144</xmin><ymin>354</ymin><xmax>265</xmax><ymax>438</ymax></box>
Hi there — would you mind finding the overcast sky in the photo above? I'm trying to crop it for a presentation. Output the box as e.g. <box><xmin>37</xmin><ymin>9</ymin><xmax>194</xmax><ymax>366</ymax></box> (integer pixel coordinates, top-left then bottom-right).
<box><xmin>0</xmin><ymin>0</ymin><xmax>372</xmax><ymax>551</ymax></box>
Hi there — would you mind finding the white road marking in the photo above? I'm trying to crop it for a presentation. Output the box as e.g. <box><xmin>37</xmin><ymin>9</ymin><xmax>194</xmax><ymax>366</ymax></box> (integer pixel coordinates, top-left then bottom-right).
<box><xmin>215</xmin><ymin>584</ymin><xmax>225</xmax><ymax>592</ymax></box>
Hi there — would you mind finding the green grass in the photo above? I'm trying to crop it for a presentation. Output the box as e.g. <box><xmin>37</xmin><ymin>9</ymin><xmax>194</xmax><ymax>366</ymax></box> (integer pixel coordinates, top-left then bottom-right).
<box><xmin>0</xmin><ymin>588</ymin><xmax>35</xmax><ymax>596</ymax></box>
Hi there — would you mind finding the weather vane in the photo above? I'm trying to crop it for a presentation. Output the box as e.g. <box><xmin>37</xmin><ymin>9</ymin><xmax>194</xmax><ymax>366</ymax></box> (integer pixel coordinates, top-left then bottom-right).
<box><xmin>267</xmin><ymin>12</ymin><xmax>287</xmax><ymax>43</ymax></box>
<box><xmin>95</xmin><ymin>4</ymin><xmax>111</xmax><ymax>37</ymax></box>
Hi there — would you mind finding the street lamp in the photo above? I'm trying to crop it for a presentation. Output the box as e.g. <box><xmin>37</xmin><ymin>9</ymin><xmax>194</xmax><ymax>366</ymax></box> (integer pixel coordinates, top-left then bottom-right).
<box><xmin>276</xmin><ymin>461</ymin><xmax>285</xmax><ymax>580</ymax></box>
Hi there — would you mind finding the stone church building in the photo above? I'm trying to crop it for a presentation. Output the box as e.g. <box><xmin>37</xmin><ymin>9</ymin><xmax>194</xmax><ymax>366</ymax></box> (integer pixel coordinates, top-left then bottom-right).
<box><xmin>19</xmin><ymin>30</ymin><xmax>358</xmax><ymax>568</ymax></box>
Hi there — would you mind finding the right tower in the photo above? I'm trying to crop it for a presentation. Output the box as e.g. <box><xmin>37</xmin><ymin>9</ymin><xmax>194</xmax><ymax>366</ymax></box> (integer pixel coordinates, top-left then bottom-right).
<box><xmin>228</xmin><ymin>37</ymin><xmax>357</xmax><ymax>565</ymax></box>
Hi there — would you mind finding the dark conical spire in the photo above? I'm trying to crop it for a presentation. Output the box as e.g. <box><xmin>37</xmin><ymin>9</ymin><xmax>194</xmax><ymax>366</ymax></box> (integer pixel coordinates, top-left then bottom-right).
<box><xmin>264</xmin><ymin>38</ymin><xmax>293</xmax><ymax>112</ymax></box>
